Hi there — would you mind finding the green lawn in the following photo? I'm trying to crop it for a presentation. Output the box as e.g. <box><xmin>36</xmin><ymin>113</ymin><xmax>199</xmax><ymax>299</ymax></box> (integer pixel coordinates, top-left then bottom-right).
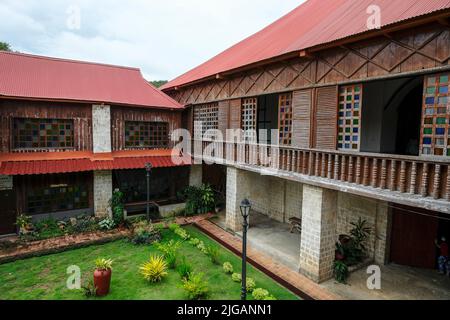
<box><xmin>0</xmin><ymin>226</ymin><xmax>299</xmax><ymax>300</ymax></box>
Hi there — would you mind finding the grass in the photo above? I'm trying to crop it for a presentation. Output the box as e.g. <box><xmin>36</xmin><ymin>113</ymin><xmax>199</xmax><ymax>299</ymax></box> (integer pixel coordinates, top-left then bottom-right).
<box><xmin>0</xmin><ymin>226</ymin><xmax>299</xmax><ymax>300</ymax></box>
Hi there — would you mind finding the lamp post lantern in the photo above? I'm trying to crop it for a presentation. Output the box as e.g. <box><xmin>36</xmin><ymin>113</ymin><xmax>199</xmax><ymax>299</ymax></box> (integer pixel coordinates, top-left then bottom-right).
<box><xmin>145</xmin><ymin>163</ymin><xmax>152</xmax><ymax>222</ymax></box>
<box><xmin>239</xmin><ymin>198</ymin><xmax>251</xmax><ymax>301</ymax></box>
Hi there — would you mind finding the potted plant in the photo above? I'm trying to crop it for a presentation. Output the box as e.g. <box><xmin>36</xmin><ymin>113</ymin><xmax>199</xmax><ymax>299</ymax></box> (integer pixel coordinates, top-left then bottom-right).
<box><xmin>93</xmin><ymin>258</ymin><xmax>113</xmax><ymax>296</ymax></box>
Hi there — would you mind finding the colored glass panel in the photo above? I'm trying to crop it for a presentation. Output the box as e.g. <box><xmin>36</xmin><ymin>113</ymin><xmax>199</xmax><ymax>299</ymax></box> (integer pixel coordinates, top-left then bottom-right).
<box><xmin>338</xmin><ymin>85</ymin><xmax>362</xmax><ymax>151</ymax></box>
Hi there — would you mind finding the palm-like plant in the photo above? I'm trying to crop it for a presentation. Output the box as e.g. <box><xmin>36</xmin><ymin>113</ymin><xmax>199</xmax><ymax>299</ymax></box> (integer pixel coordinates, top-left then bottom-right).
<box><xmin>140</xmin><ymin>255</ymin><xmax>168</xmax><ymax>283</ymax></box>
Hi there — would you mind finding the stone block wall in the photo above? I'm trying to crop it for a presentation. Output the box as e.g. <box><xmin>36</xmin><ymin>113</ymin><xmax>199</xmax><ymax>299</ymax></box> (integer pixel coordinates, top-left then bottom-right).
<box><xmin>92</xmin><ymin>105</ymin><xmax>111</xmax><ymax>153</ymax></box>
<box><xmin>189</xmin><ymin>165</ymin><xmax>203</xmax><ymax>187</ymax></box>
<box><xmin>93</xmin><ymin>170</ymin><xmax>112</xmax><ymax>218</ymax></box>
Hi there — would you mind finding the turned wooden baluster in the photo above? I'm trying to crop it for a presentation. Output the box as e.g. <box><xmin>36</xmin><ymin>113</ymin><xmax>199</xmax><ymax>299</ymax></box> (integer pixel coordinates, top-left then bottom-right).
<box><xmin>314</xmin><ymin>153</ymin><xmax>320</xmax><ymax>176</ymax></box>
<box><xmin>334</xmin><ymin>154</ymin><xmax>340</xmax><ymax>180</ymax></box>
<box><xmin>371</xmin><ymin>158</ymin><xmax>379</xmax><ymax>188</ymax></box>
<box><xmin>355</xmin><ymin>157</ymin><xmax>362</xmax><ymax>185</ymax></box>
<box><xmin>340</xmin><ymin>156</ymin><xmax>347</xmax><ymax>181</ymax></box>
<box><xmin>348</xmin><ymin>156</ymin><xmax>354</xmax><ymax>183</ymax></box>
<box><xmin>321</xmin><ymin>153</ymin><xmax>326</xmax><ymax>177</ymax></box>
<box><xmin>446</xmin><ymin>165</ymin><xmax>450</xmax><ymax>201</ymax></box>
<box><xmin>409</xmin><ymin>162</ymin><xmax>417</xmax><ymax>194</ymax></box>
<box><xmin>389</xmin><ymin>160</ymin><xmax>397</xmax><ymax>191</ymax></box>
<box><xmin>421</xmin><ymin>163</ymin><xmax>429</xmax><ymax>197</ymax></box>
<box><xmin>433</xmin><ymin>164</ymin><xmax>441</xmax><ymax>200</ymax></box>
<box><xmin>308</xmin><ymin>152</ymin><xmax>314</xmax><ymax>176</ymax></box>
<box><xmin>362</xmin><ymin>157</ymin><xmax>369</xmax><ymax>186</ymax></box>
<box><xmin>380</xmin><ymin>159</ymin><xmax>387</xmax><ymax>189</ymax></box>
<box><xmin>399</xmin><ymin>161</ymin><xmax>407</xmax><ymax>193</ymax></box>
<box><xmin>327</xmin><ymin>154</ymin><xmax>333</xmax><ymax>179</ymax></box>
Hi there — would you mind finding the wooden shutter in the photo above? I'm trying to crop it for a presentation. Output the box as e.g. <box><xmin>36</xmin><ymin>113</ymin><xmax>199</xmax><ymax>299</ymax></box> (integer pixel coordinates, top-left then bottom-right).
<box><xmin>229</xmin><ymin>99</ymin><xmax>242</xmax><ymax>129</ymax></box>
<box><xmin>314</xmin><ymin>86</ymin><xmax>338</xmax><ymax>150</ymax></box>
<box><xmin>218</xmin><ymin>100</ymin><xmax>229</xmax><ymax>137</ymax></box>
<box><xmin>292</xmin><ymin>89</ymin><xmax>312</xmax><ymax>148</ymax></box>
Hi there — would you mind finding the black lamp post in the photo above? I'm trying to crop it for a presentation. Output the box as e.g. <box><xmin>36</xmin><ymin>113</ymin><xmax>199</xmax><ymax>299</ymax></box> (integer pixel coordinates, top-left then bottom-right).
<box><xmin>145</xmin><ymin>163</ymin><xmax>153</xmax><ymax>222</ymax></box>
<box><xmin>239</xmin><ymin>198</ymin><xmax>251</xmax><ymax>301</ymax></box>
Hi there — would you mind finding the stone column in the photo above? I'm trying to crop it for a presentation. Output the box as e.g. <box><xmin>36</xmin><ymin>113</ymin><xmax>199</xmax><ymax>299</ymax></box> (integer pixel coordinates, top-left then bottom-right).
<box><xmin>94</xmin><ymin>170</ymin><xmax>113</xmax><ymax>218</ymax></box>
<box><xmin>92</xmin><ymin>105</ymin><xmax>112</xmax><ymax>218</ymax></box>
<box><xmin>299</xmin><ymin>184</ymin><xmax>337</xmax><ymax>283</ymax></box>
<box><xmin>225</xmin><ymin>167</ymin><xmax>245</xmax><ymax>232</ymax></box>
<box><xmin>374</xmin><ymin>201</ymin><xmax>390</xmax><ymax>265</ymax></box>
<box><xmin>189</xmin><ymin>164</ymin><xmax>203</xmax><ymax>187</ymax></box>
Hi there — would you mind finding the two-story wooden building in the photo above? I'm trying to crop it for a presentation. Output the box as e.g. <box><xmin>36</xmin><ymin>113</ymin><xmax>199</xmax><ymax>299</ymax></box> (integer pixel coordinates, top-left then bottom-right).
<box><xmin>162</xmin><ymin>0</ymin><xmax>450</xmax><ymax>283</ymax></box>
<box><xmin>0</xmin><ymin>52</ymin><xmax>191</xmax><ymax>236</ymax></box>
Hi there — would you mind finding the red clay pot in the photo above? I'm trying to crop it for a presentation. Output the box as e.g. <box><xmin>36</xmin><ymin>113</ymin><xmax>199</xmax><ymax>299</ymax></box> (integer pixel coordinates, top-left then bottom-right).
<box><xmin>93</xmin><ymin>269</ymin><xmax>112</xmax><ymax>297</ymax></box>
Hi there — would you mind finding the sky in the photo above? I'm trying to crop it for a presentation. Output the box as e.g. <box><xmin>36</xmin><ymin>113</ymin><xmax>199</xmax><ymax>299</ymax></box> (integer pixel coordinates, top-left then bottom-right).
<box><xmin>0</xmin><ymin>0</ymin><xmax>304</xmax><ymax>81</ymax></box>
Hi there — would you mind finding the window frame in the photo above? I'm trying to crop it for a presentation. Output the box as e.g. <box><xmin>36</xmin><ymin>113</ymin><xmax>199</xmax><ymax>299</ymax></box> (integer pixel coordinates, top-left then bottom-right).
<box><xmin>124</xmin><ymin>120</ymin><xmax>170</xmax><ymax>149</ymax></box>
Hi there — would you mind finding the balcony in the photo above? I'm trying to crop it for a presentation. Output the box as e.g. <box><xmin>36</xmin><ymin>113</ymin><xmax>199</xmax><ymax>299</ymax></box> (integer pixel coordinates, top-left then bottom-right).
<box><xmin>193</xmin><ymin>140</ymin><xmax>450</xmax><ymax>213</ymax></box>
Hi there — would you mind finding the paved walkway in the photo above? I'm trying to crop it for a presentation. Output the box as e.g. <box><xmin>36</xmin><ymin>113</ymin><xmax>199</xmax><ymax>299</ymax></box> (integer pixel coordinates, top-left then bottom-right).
<box><xmin>195</xmin><ymin>219</ymin><xmax>341</xmax><ymax>300</ymax></box>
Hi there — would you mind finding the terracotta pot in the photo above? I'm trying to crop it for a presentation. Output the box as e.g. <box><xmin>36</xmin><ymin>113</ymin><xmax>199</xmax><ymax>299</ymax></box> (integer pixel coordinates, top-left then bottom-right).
<box><xmin>93</xmin><ymin>269</ymin><xmax>112</xmax><ymax>296</ymax></box>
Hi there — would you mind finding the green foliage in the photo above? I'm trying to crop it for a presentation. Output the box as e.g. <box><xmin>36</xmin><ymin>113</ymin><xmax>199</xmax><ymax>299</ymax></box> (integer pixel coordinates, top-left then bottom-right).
<box><xmin>140</xmin><ymin>255</ymin><xmax>168</xmax><ymax>283</ymax></box>
<box><xmin>252</xmin><ymin>288</ymin><xmax>270</xmax><ymax>300</ymax></box>
<box><xmin>264</xmin><ymin>295</ymin><xmax>277</xmax><ymax>300</ymax></box>
<box><xmin>231</xmin><ymin>273</ymin><xmax>241</xmax><ymax>283</ymax></box>
<box><xmin>181</xmin><ymin>272</ymin><xmax>209</xmax><ymax>300</ymax></box>
<box><xmin>154</xmin><ymin>240</ymin><xmax>181</xmax><ymax>269</ymax></box>
<box><xmin>197</xmin><ymin>241</ymin><xmax>208</xmax><ymax>254</ymax></box>
<box><xmin>206</xmin><ymin>246</ymin><xmax>220</xmax><ymax>265</ymax></box>
<box><xmin>0</xmin><ymin>42</ymin><xmax>11</xmax><ymax>52</ymax></box>
<box><xmin>16</xmin><ymin>214</ymin><xmax>32</xmax><ymax>230</ymax></box>
<box><xmin>98</xmin><ymin>218</ymin><xmax>116</xmax><ymax>230</ymax></box>
<box><xmin>189</xmin><ymin>238</ymin><xmax>201</xmax><ymax>246</ymax></box>
<box><xmin>153</xmin><ymin>223</ymin><xmax>165</xmax><ymax>233</ymax></box>
<box><xmin>336</xmin><ymin>218</ymin><xmax>372</xmax><ymax>267</ymax></box>
<box><xmin>149</xmin><ymin>80</ymin><xmax>168</xmax><ymax>88</ymax></box>
<box><xmin>176</xmin><ymin>257</ymin><xmax>193</xmax><ymax>280</ymax></box>
<box><xmin>109</xmin><ymin>190</ymin><xmax>125</xmax><ymax>226</ymax></box>
<box><xmin>69</xmin><ymin>216</ymin><xmax>100</xmax><ymax>234</ymax></box>
<box><xmin>333</xmin><ymin>260</ymin><xmax>349</xmax><ymax>283</ymax></box>
<box><xmin>130</xmin><ymin>221</ymin><xmax>161</xmax><ymax>245</ymax></box>
<box><xmin>169</xmin><ymin>223</ymin><xmax>180</xmax><ymax>232</ymax></box>
<box><xmin>95</xmin><ymin>258</ymin><xmax>113</xmax><ymax>270</ymax></box>
<box><xmin>223</xmin><ymin>262</ymin><xmax>234</xmax><ymax>274</ymax></box>
<box><xmin>178</xmin><ymin>184</ymin><xmax>216</xmax><ymax>216</ymax></box>
<box><xmin>350</xmin><ymin>218</ymin><xmax>371</xmax><ymax>254</ymax></box>
<box><xmin>174</xmin><ymin>227</ymin><xmax>190</xmax><ymax>240</ymax></box>
<box><xmin>81</xmin><ymin>279</ymin><xmax>97</xmax><ymax>298</ymax></box>
<box><xmin>246</xmin><ymin>278</ymin><xmax>256</xmax><ymax>292</ymax></box>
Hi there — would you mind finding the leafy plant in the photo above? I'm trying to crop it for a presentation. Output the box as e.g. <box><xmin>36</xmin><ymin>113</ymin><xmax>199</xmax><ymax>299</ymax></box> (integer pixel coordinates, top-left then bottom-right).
<box><xmin>252</xmin><ymin>288</ymin><xmax>270</xmax><ymax>300</ymax></box>
<box><xmin>177</xmin><ymin>257</ymin><xmax>193</xmax><ymax>280</ymax></box>
<box><xmin>197</xmin><ymin>241</ymin><xmax>208</xmax><ymax>254</ymax></box>
<box><xmin>189</xmin><ymin>238</ymin><xmax>201</xmax><ymax>246</ymax></box>
<box><xmin>231</xmin><ymin>273</ymin><xmax>242</xmax><ymax>283</ymax></box>
<box><xmin>223</xmin><ymin>262</ymin><xmax>234</xmax><ymax>274</ymax></box>
<box><xmin>169</xmin><ymin>223</ymin><xmax>180</xmax><ymax>232</ymax></box>
<box><xmin>206</xmin><ymin>246</ymin><xmax>220</xmax><ymax>265</ymax></box>
<box><xmin>98</xmin><ymin>218</ymin><xmax>115</xmax><ymax>230</ymax></box>
<box><xmin>16</xmin><ymin>214</ymin><xmax>32</xmax><ymax>230</ymax></box>
<box><xmin>246</xmin><ymin>278</ymin><xmax>256</xmax><ymax>292</ymax></box>
<box><xmin>109</xmin><ymin>190</ymin><xmax>125</xmax><ymax>226</ymax></box>
<box><xmin>130</xmin><ymin>221</ymin><xmax>161</xmax><ymax>245</ymax></box>
<box><xmin>154</xmin><ymin>240</ymin><xmax>181</xmax><ymax>269</ymax></box>
<box><xmin>350</xmin><ymin>218</ymin><xmax>371</xmax><ymax>253</ymax></box>
<box><xmin>140</xmin><ymin>255</ymin><xmax>169</xmax><ymax>283</ymax></box>
<box><xmin>264</xmin><ymin>295</ymin><xmax>277</xmax><ymax>300</ymax></box>
<box><xmin>174</xmin><ymin>227</ymin><xmax>190</xmax><ymax>240</ymax></box>
<box><xmin>178</xmin><ymin>184</ymin><xmax>216</xmax><ymax>216</ymax></box>
<box><xmin>181</xmin><ymin>272</ymin><xmax>209</xmax><ymax>300</ymax></box>
<box><xmin>81</xmin><ymin>279</ymin><xmax>97</xmax><ymax>298</ymax></box>
<box><xmin>333</xmin><ymin>260</ymin><xmax>349</xmax><ymax>283</ymax></box>
<box><xmin>95</xmin><ymin>258</ymin><xmax>113</xmax><ymax>270</ymax></box>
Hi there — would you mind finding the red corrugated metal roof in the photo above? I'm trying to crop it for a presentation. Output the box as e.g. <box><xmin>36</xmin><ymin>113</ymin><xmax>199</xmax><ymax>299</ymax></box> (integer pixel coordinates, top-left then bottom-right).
<box><xmin>0</xmin><ymin>156</ymin><xmax>191</xmax><ymax>176</ymax></box>
<box><xmin>0</xmin><ymin>51</ymin><xmax>183</xmax><ymax>109</ymax></box>
<box><xmin>162</xmin><ymin>0</ymin><xmax>450</xmax><ymax>90</ymax></box>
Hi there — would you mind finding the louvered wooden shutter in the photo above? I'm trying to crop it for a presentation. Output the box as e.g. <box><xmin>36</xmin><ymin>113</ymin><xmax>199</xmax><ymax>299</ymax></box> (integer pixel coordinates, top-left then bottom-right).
<box><xmin>218</xmin><ymin>100</ymin><xmax>229</xmax><ymax>137</ymax></box>
<box><xmin>314</xmin><ymin>86</ymin><xmax>338</xmax><ymax>150</ymax></box>
<box><xmin>292</xmin><ymin>89</ymin><xmax>312</xmax><ymax>148</ymax></box>
<box><xmin>229</xmin><ymin>99</ymin><xmax>242</xmax><ymax>129</ymax></box>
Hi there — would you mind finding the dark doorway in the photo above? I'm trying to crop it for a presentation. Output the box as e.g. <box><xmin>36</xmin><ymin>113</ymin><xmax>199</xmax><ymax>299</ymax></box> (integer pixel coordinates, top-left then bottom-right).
<box><xmin>257</xmin><ymin>94</ymin><xmax>278</xmax><ymax>144</ymax></box>
<box><xmin>390</xmin><ymin>205</ymin><xmax>439</xmax><ymax>269</ymax></box>
<box><xmin>0</xmin><ymin>190</ymin><xmax>17</xmax><ymax>235</ymax></box>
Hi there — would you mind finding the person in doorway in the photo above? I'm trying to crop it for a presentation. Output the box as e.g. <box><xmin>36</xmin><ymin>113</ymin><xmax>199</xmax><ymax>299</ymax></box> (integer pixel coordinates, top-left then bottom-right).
<box><xmin>435</xmin><ymin>237</ymin><xmax>449</xmax><ymax>276</ymax></box>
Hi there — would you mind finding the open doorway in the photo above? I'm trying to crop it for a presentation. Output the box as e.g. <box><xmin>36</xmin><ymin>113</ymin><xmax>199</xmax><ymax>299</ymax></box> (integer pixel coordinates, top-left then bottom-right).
<box><xmin>361</xmin><ymin>77</ymin><xmax>423</xmax><ymax>155</ymax></box>
<box><xmin>257</xmin><ymin>94</ymin><xmax>278</xmax><ymax>144</ymax></box>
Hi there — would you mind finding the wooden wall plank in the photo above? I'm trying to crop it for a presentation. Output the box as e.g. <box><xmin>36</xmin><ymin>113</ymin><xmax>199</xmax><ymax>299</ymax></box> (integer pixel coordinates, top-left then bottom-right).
<box><xmin>229</xmin><ymin>98</ymin><xmax>242</xmax><ymax>130</ymax></box>
<box><xmin>218</xmin><ymin>100</ymin><xmax>230</xmax><ymax>137</ymax></box>
<box><xmin>314</xmin><ymin>86</ymin><xmax>338</xmax><ymax>150</ymax></box>
<box><xmin>292</xmin><ymin>89</ymin><xmax>312</xmax><ymax>148</ymax></box>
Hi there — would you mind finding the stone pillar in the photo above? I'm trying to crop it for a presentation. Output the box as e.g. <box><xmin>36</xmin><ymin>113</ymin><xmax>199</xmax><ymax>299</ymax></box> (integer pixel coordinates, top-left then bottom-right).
<box><xmin>374</xmin><ymin>201</ymin><xmax>390</xmax><ymax>265</ymax></box>
<box><xmin>92</xmin><ymin>104</ymin><xmax>111</xmax><ymax>153</ymax></box>
<box><xmin>225</xmin><ymin>167</ymin><xmax>245</xmax><ymax>232</ymax></box>
<box><xmin>299</xmin><ymin>185</ymin><xmax>337</xmax><ymax>283</ymax></box>
<box><xmin>94</xmin><ymin>170</ymin><xmax>113</xmax><ymax>218</ymax></box>
<box><xmin>189</xmin><ymin>164</ymin><xmax>203</xmax><ymax>187</ymax></box>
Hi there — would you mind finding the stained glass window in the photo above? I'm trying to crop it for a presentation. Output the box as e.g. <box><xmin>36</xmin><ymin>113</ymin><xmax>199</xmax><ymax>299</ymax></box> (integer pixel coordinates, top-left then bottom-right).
<box><xmin>338</xmin><ymin>85</ymin><xmax>362</xmax><ymax>151</ymax></box>
<box><xmin>279</xmin><ymin>93</ymin><xmax>293</xmax><ymax>145</ymax></box>
<box><xmin>27</xmin><ymin>185</ymin><xmax>89</xmax><ymax>215</ymax></box>
<box><xmin>193</xmin><ymin>103</ymin><xmax>219</xmax><ymax>138</ymax></box>
<box><xmin>421</xmin><ymin>74</ymin><xmax>450</xmax><ymax>156</ymax></box>
<box><xmin>13</xmin><ymin>118</ymin><xmax>74</xmax><ymax>150</ymax></box>
<box><xmin>125</xmin><ymin>121</ymin><xmax>169</xmax><ymax>148</ymax></box>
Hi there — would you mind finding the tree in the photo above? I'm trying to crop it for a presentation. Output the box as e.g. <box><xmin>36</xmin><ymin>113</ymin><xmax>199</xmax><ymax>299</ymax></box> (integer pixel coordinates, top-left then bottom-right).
<box><xmin>0</xmin><ymin>42</ymin><xmax>11</xmax><ymax>52</ymax></box>
<box><xmin>150</xmin><ymin>80</ymin><xmax>168</xmax><ymax>88</ymax></box>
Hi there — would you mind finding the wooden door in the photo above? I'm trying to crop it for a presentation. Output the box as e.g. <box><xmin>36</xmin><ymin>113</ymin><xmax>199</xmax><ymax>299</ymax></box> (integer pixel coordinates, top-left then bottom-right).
<box><xmin>0</xmin><ymin>190</ymin><xmax>17</xmax><ymax>235</ymax></box>
<box><xmin>390</xmin><ymin>205</ymin><xmax>439</xmax><ymax>269</ymax></box>
<box><xmin>314</xmin><ymin>86</ymin><xmax>338</xmax><ymax>150</ymax></box>
<box><xmin>292</xmin><ymin>89</ymin><xmax>312</xmax><ymax>148</ymax></box>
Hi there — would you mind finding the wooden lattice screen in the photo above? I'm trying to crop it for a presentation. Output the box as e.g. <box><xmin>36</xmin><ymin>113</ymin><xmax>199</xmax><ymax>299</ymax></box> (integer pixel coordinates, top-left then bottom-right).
<box><xmin>278</xmin><ymin>93</ymin><xmax>293</xmax><ymax>145</ymax></box>
<box><xmin>421</xmin><ymin>74</ymin><xmax>450</xmax><ymax>157</ymax></box>
<box><xmin>124</xmin><ymin>121</ymin><xmax>169</xmax><ymax>149</ymax></box>
<box><xmin>241</xmin><ymin>97</ymin><xmax>257</xmax><ymax>132</ymax></box>
<box><xmin>338</xmin><ymin>85</ymin><xmax>362</xmax><ymax>151</ymax></box>
<box><xmin>193</xmin><ymin>102</ymin><xmax>219</xmax><ymax>138</ymax></box>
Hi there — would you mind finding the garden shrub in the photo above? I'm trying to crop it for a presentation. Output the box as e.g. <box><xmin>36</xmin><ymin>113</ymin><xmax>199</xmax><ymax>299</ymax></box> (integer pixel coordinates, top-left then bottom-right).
<box><xmin>98</xmin><ymin>218</ymin><xmax>115</xmax><ymax>230</ymax></box>
<box><xmin>197</xmin><ymin>241</ymin><xmax>208</xmax><ymax>254</ymax></box>
<box><xmin>130</xmin><ymin>221</ymin><xmax>161</xmax><ymax>245</ymax></box>
<box><xmin>252</xmin><ymin>288</ymin><xmax>270</xmax><ymax>300</ymax></box>
<box><xmin>264</xmin><ymin>295</ymin><xmax>277</xmax><ymax>300</ymax></box>
<box><xmin>154</xmin><ymin>240</ymin><xmax>181</xmax><ymax>269</ymax></box>
<box><xmin>177</xmin><ymin>184</ymin><xmax>216</xmax><ymax>216</ymax></box>
<box><xmin>246</xmin><ymin>278</ymin><xmax>256</xmax><ymax>292</ymax></box>
<box><xmin>177</xmin><ymin>257</ymin><xmax>193</xmax><ymax>280</ymax></box>
<box><xmin>223</xmin><ymin>262</ymin><xmax>233</xmax><ymax>274</ymax></box>
<box><xmin>189</xmin><ymin>238</ymin><xmax>200</xmax><ymax>246</ymax></box>
<box><xmin>206</xmin><ymin>246</ymin><xmax>220</xmax><ymax>265</ymax></box>
<box><xmin>139</xmin><ymin>255</ymin><xmax>168</xmax><ymax>283</ymax></box>
<box><xmin>174</xmin><ymin>227</ymin><xmax>190</xmax><ymax>240</ymax></box>
<box><xmin>109</xmin><ymin>189</ymin><xmax>125</xmax><ymax>226</ymax></box>
<box><xmin>182</xmin><ymin>272</ymin><xmax>209</xmax><ymax>300</ymax></box>
<box><xmin>231</xmin><ymin>273</ymin><xmax>242</xmax><ymax>283</ymax></box>
<box><xmin>81</xmin><ymin>279</ymin><xmax>97</xmax><ymax>298</ymax></box>
<box><xmin>169</xmin><ymin>223</ymin><xmax>180</xmax><ymax>232</ymax></box>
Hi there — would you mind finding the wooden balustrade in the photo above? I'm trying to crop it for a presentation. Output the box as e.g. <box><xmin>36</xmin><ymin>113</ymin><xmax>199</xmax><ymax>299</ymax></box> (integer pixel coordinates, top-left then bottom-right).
<box><xmin>194</xmin><ymin>140</ymin><xmax>450</xmax><ymax>202</ymax></box>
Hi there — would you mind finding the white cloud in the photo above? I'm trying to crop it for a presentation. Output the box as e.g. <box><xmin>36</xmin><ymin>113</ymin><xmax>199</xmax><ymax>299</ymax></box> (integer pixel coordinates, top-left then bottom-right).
<box><xmin>0</xmin><ymin>0</ymin><xmax>304</xmax><ymax>80</ymax></box>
